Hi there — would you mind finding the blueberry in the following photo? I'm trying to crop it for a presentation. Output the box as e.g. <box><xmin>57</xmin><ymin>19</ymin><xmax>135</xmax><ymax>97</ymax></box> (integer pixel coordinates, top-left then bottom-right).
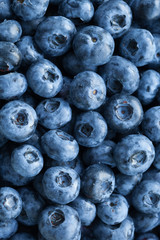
<box><xmin>70</xmin><ymin>71</ymin><xmax>106</xmax><ymax>110</ymax></box>
<box><xmin>20</xmin><ymin>16</ymin><xmax>45</xmax><ymax>36</ymax></box>
<box><xmin>26</xmin><ymin>59</ymin><xmax>63</xmax><ymax>98</ymax></box>
<box><xmin>94</xmin><ymin>0</ymin><xmax>132</xmax><ymax>38</ymax></box>
<box><xmin>10</xmin><ymin>232</ymin><xmax>36</xmax><ymax>240</ymax></box>
<box><xmin>58</xmin><ymin>76</ymin><xmax>73</xmax><ymax>103</ymax></box>
<box><xmin>73</xmin><ymin>25</ymin><xmax>114</xmax><ymax>66</ymax></box>
<box><xmin>82</xmin><ymin>140</ymin><xmax>116</xmax><ymax>167</ymax></box>
<box><xmin>99</xmin><ymin>56</ymin><xmax>140</xmax><ymax>95</ymax></box>
<box><xmin>35</xmin><ymin>16</ymin><xmax>76</xmax><ymax>57</ymax></box>
<box><xmin>137</xmin><ymin>70</ymin><xmax>160</xmax><ymax>105</ymax></box>
<box><xmin>41</xmin><ymin>129</ymin><xmax>79</xmax><ymax>161</ymax></box>
<box><xmin>38</xmin><ymin>205</ymin><xmax>81</xmax><ymax>240</ymax></box>
<box><xmin>0</xmin><ymin>72</ymin><xmax>27</xmax><ymax>100</ymax></box>
<box><xmin>36</xmin><ymin>98</ymin><xmax>72</xmax><ymax>129</ymax></box>
<box><xmin>74</xmin><ymin>111</ymin><xmax>107</xmax><ymax>147</ymax></box>
<box><xmin>17</xmin><ymin>187</ymin><xmax>45</xmax><ymax>226</ymax></box>
<box><xmin>42</xmin><ymin>166</ymin><xmax>80</xmax><ymax>204</ymax></box>
<box><xmin>18</xmin><ymin>91</ymin><xmax>38</xmax><ymax>109</ymax></box>
<box><xmin>0</xmin><ymin>20</ymin><xmax>22</xmax><ymax>43</ymax></box>
<box><xmin>0</xmin><ymin>219</ymin><xmax>18</xmax><ymax>239</ymax></box>
<box><xmin>114</xmin><ymin>134</ymin><xmax>155</xmax><ymax>175</ymax></box>
<box><xmin>81</xmin><ymin>164</ymin><xmax>115</xmax><ymax>203</ymax></box>
<box><xmin>0</xmin><ymin>187</ymin><xmax>22</xmax><ymax>220</ymax></box>
<box><xmin>143</xmin><ymin>168</ymin><xmax>160</xmax><ymax>182</ymax></box>
<box><xmin>50</xmin><ymin>0</ymin><xmax>63</xmax><ymax>4</ymax></box>
<box><xmin>149</xmin><ymin>34</ymin><xmax>160</xmax><ymax>68</ymax></box>
<box><xmin>0</xmin><ymin>131</ymin><xmax>7</xmax><ymax>148</ymax></box>
<box><xmin>97</xmin><ymin>194</ymin><xmax>129</xmax><ymax>225</ymax></box>
<box><xmin>132</xmin><ymin>180</ymin><xmax>160</xmax><ymax>214</ymax></box>
<box><xmin>154</xmin><ymin>144</ymin><xmax>160</xmax><ymax>170</ymax></box>
<box><xmin>136</xmin><ymin>233</ymin><xmax>159</xmax><ymax>240</ymax></box>
<box><xmin>119</xmin><ymin>28</ymin><xmax>156</xmax><ymax>66</ymax></box>
<box><xmin>33</xmin><ymin>173</ymin><xmax>47</xmax><ymax>200</ymax></box>
<box><xmin>58</xmin><ymin>0</ymin><xmax>94</xmax><ymax>23</ymax></box>
<box><xmin>0</xmin><ymin>100</ymin><xmax>38</xmax><ymax>142</ymax></box>
<box><xmin>0</xmin><ymin>0</ymin><xmax>12</xmax><ymax>21</ymax></box>
<box><xmin>12</xmin><ymin>0</ymin><xmax>49</xmax><ymax>21</ymax></box>
<box><xmin>104</xmin><ymin>94</ymin><xmax>143</xmax><ymax>133</ymax></box>
<box><xmin>69</xmin><ymin>195</ymin><xmax>96</xmax><ymax>226</ymax></box>
<box><xmin>0</xmin><ymin>41</ymin><xmax>22</xmax><ymax>73</ymax></box>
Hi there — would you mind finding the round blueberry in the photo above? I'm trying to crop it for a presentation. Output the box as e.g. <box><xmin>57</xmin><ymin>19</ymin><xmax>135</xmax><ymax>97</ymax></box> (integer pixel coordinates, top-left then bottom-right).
<box><xmin>0</xmin><ymin>219</ymin><xmax>18</xmax><ymax>239</ymax></box>
<box><xmin>136</xmin><ymin>233</ymin><xmax>159</xmax><ymax>240</ymax></box>
<box><xmin>0</xmin><ymin>20</ymin><xmax>22</xmax><ymax>43</ymax></box>
<box><xmin>10</xmin><ymin>232</ymin><xmax>36</xmax><ymax>240</ymax></box>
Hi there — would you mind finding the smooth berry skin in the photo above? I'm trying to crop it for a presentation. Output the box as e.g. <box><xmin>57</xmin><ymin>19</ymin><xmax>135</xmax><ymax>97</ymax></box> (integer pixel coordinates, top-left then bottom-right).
<box><xmin>119</xmin><ymin>28</ymin><xmax>156</xmax><ymax>67</ymax></box>
<box><xmin>104</xmin><ymin>94</ymin><xmax>143</xmax><ymax>133</ymax></box>
<box><xmin>10</xmin><ymin>232</ymin><xmax>36</xmax><ymax>240</ymax></box>
<box><xmin>73</xmin><ymin>25</ymin><xmax>114</xmax><ymax>66</ymax></box>
<box><xmin>0</xmin><ymin>20</ymin><xmax>22</xmax><ymax>43</ymax></box>
<box><xmin>0</xmin><ymin>131</ymin><xmax>7</xmax><ymax>148</ymax></box>
<box><xmin>136</xmin><ymin>233</ymin><xmax>159</xmax><ymax>240</ymax></box>
<box><xmin>94</xmin><ymin>0</ymin><xmax>132</xmax><ymax>38</ymax></box>
<box><xmin>99</xmin><ymin>56</ymin><xmax>140</xmax><ymax>95</ymax></box>
<box><xmin>41</xmin><ymin>129</ymin><xmax>79</xmax><ymax>162</ymax></box>
<box><xmin>17</xmin><ymin>187</ymin><xmax>45</xmax><ymax>226</ymax></box>
<box><xmin>74</xmin><ymin>111</ymin><xmax>107</xmax><ymax>147</ymax></box>
<box><xmin>12</xmin><ymin>0</ymin><xmax>49</xmax><ymax>21</ymax></box>
<box><xmin>0</xmin><ymin>72</ymin><xmax>27</xmax><ymax>100</ymax></box>
<box><xmin>35</xmin><ymin>16</ymin><xmax>76</xmax><ymax>57</ymax></box>
<box><xmin>42</xmin><ymin>166</ymin><xmax>80</xmax><ymax>204</ymax></box>
<box><xmin>36</xmin><ymin>98</ymin><xmax>72</xmax><ymax>130</ymax></box>
<box><xmin>81</xmin><ymin>164</ymin><xmax>115</xmax><ymax>203</ymax></box>
<box><xmin>142</xmin><ymin>106</ymin><xmax>160</xmax><ymax>142</ymax></box>
<box><xmin>154</xmin><ymin>144</ymin><xmax>160</xmax><ymax>170</ymax></box>
<box><xmin>58</xmin><ymin>0</ymin><xmax>94</xmax><ymax>23</ymax></box>
<box><xmin>0</xmin><ymin>0</ymin><xmax>12</xmax><ymax>21</ymax></box>
<box><xmin>26</xmin><ymin>59</ymin><xmax>63</xmax><ymax>98</ymax></box>
<box><xmin>0</xmin><ymin>187</ymin><xmax>22</xmax><ymax>220</ymax></box>
<box><xmin>97</xmin><ymin>194</ymin><xmax>129</xmax><ymax>225</ymax></box>
<box><xmin>62</xmin><ymin>51</ymin><xmax>97</xmax><ymax>76</ymax></box>
<box><xmin>0</xmin><ymin>219</ymin><xmax>18</xmax><ymax>239</ymax></box>
<box><xmin>70</xmin><ymin>71</ymin><xmax>106</xmax><ymax>111</ymax></box>
<box><xmin>114</xmin><ymin>134</ymin><xmax>155</xmax><ymax>176</ymax></box>
<box><xmin>38</xmin><ymin>205</ymin><xmax>81</xmax><ymax>240</ymax></box>
<box><xmin>20</xmin><ymin>17</ymin><xmax>45</xmax><ymax>36</ymax></box>
<box><xmin>0</xmin><ymin>41</ymin><xmax>22</xmax><ymax>73</ymax></box>
<box><xmin>149</xmin><ymin>34</ymin><xmax>160</xmax><ymax>68</ymax></box>
<box><xmin>69</xmin><ymin>195</ymin><xmax>96</xmax><ymax>226</ymax></box>
<box><xmin>16</xmin><ymin>36</ymin><xmax>43</xmax><ymax>66</ymax></box>
<box><xmin>11</xmin><ymin>144</ymin><xmax>43</xmax><ymax>178</ymax></box>
<box><xmin>137</xmin><ymin>70</ymin><xmax>160</xmax><ymax>105</ymax></box>
<box><xmin>132</xmin><ymin>180</ymin><xmax>160</xmax><ymax>214</ymax></box>
<box><xmin>116</xmin><ymin>173</ymin><xmax>143</xmax><ymax>196</ymax></box>
<box><xmin>82</xmin><ymin>140</ymin><xmax>116</xmax><ymax>167</ymax></box>
<box><xmin>0</xmin><ymin>100</ymin><xmax>38</xmax><ymax>143</ymax></box>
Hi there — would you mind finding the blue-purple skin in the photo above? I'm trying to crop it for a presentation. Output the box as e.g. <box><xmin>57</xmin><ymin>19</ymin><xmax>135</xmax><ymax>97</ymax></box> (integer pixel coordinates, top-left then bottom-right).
<box><xmin>94</xmin><ymin>0</ymin><xmax>132</xmax><ymax>38</ymax></box>
<box><xmin>132</xmin><ymin>180</ymin><xmax>160</xmax><ymax>214</ymax></box>
<box><xmin>136</xmin><ymin>233</ymin><xmax>160</xmax><ymax>240</ymax></box>
<box><xmin>91</xmin><ymin>0</ymin><xmax>109</xmax><ymax>5</ymax></box>
<box><xmin>114</xmin><ymin>134</ymin><xmax>155</xmax><ymax>176</ymax></box>
<box><xmin>119</xmin><ymin>28</ymin><xmax>156</xmax><ymax>67</ymax></box>
<box><xmin>58</xmin><ymin>76</ymin><xmax>73</xmax><ymax>103</ymax></box>
<box><xmin>0</xmin><ymin>187</ymin><xmax>22</xmax><ymax>220</ymax></box>
<box><xmin>38</xmin><ymin>205</ymin><xmax>81</xmax><ymax>240</ymax></box>
<box><xmin>12</xmin><ymin>0</ymin><xmax>49</xmax><ymax>21</ymax></box>
<box><xmin>42</xmin><ymin>166</ymin><xmax>80</xmax><ymax>204</ymax></box>
<box><xmin>132</xmin><ymin>211</ymin><xmax>159</xmax><ymax>233</ymax></box>
<box><xmin>50</xmin><ymin>0</ymin><xmax>63</xmax><ymax>4</ymax></box>
<box><xmin>58</xmin><ymin>0</ymin><xmax>94</xmax><ymax>23</ymax></box>
<box><xmin>0</xmin><ymin>219</ymin><xmax>18</xmax><ymax>239</ymax></box>
<box><xmin>70</xmin><ymin>71</ymin><xmax>106</xmax><ymax>111</ymax></box>
<box><xmin>20</xmin><ymin>17</ymin><xmax>45</xmax><ymax>36</ymax></box>
<box><xmin>18</xmin><ymin>91</ymin><xmax>38</xmax><ymax>109</ymax></box>
<box><xmin>16</xmin><ymin>36</ymin><xmax>43</xmax><ymax>66</ymax></box>
<box><xmin>33</xmin><ymin>173</ymin><xmax>47</xmax><ymax>200</ymax></box>
<box><xmin>24</xmin><ymin>129</ymin><xmax>43</xmax><ymax>153</ymax></box>
<box><xmin>0</xmin><ymin>131</ymin><xmax>8</xmax><ymax>148</ymax></box>
<box><xmin>82</xmin><ymin>140</ymin><xmax>116</xmax><ymax>167</ymax></box>
<box><xmin>73</xmin><ymin>25</ymin><xmax>114</xmax><ymax>66</ymax></box>
<box><xmin>36</xmin><ymin>98</ymin><xmax>72</xmax><ymax>129</ymax></box>
<box><xmin>0</xmin><ymin>0</ymin><xmax>12</xmax><ymax>21</ymax></box>
<box><xmin>10</xmin><ymin>232</ymin><xmax>36</xmax><ymax>240</ymax></box>
<box><xmin>154</xmin><ymin>144</ymin><xmax>160</xmax><ymax>169</ymax></box>
<box><xmin>104</xmin><ymin>94</ymin><xmax>143</xmax><ymax>133</ymax></box>
<box><xmin>69</xmin><ymin>195</ymin><xmax>96</xmax><ymax>226</ymax></box>
<box><xmin>11</xmin><ymin>144</ymin><xmax>44</xmax><ymax>178</ymax></box>
<box><xmin>81</xmin><ymin>164</ymin><xmax>115</xmax><ymax>203</ymax></box>
<box><xmin>0</xmin><ymin>72</ymin><xmax>27</xmax><ymax>100</ymax></box>
<box><xmin>62</xmin><ymin>51</ymin><xmax>97</xmax><ymax>76</ymax></box>
<box><xmin>0</xmin><ymin>100</ymin><xmax>38</xmax><ymax>143</ymax></box>
<box><xmin>35</xmin><ymin>16</ymin><xmax>76</xmax><ymax>57</ymax></box>
<box><xmin>41</xmin><ymin>129</ymin><xmax>79</xmax><ymax>162</ymax></box>
<box><xmin>26</xmin><ymin>59</ymin><xmax>63</xmax><ymax>98</ymax></box>
<box><xmin>115</xmin><ymin>173</ymin><xmax>143</xmax><ymax>196</ymax></box>
<box><xmin>17</xmin><ymin>187</ymin><xmax>45</xmax><ymax>226</ymax></box>
<box><xmin>0</xmin><ymin>41</ymin><xmax>22</xmax><ymax>73</ymax></box>
<box><xmin>143</xmin><ymin>168</ymin><xmax>160</xmax><ymax>182</ymax></box>
<box><xmin>148</xmin><ymin>34</ymin><xmax>160</xmax><ymax>68</ymax></box>
<box><xmin>99</xmin><ymin>56</ymin><xmax>140</xmax><ymax>95</ymax></box>
<box><xmin>0</xmin><ymin>20</ymin><xmax>22</xmax><ymax>43</ymax></box>
<box><xmin>137</xmin><ymin>70</ymin><xmax>160</xmax><ymax>105</ymax></box>
<box><xmin>60</xmin><ymin>109</ymin><xmax>76</xmax><ymax>134</ymax></box>
<box><xmin>97</xmin><ymin>194</ymin><xmax>129</xmax><ymax>225</ymax></box>
<box><xmin>142</xmin><ymin>106</ymin><xmax>160</xmax><ymax>142</ymax></box>
<box><xmin>74</xmin><ymin>111</ymin><xmax>107</xmax><ymax>147</ymax></box>
<box><xmin>93</xmin><ymin>216</ymin><xmax>134</xmax><ymax>240</ymax></box>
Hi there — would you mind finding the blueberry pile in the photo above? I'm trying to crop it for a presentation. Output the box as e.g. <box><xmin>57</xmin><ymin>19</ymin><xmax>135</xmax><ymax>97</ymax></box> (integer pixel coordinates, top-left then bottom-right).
<box><xmin>1</xmin><ymin>0</ymin><xmax>160</xmax><ymax>239</ymax></box>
